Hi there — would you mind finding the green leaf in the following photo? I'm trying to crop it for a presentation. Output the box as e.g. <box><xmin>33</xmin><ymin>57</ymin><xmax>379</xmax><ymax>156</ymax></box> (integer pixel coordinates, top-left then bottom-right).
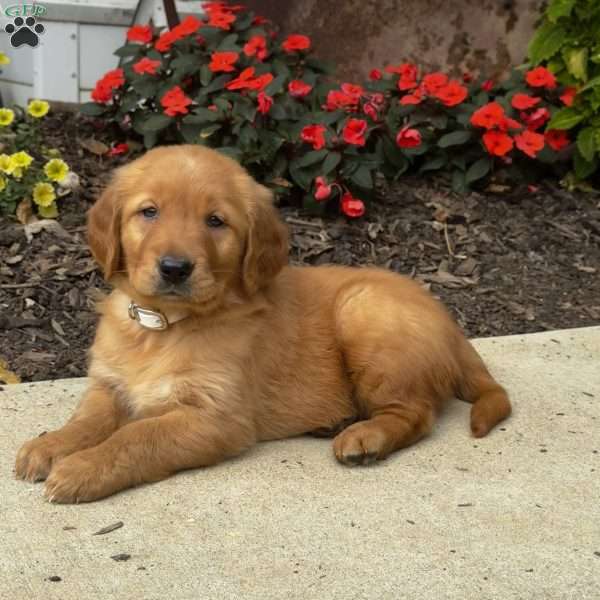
<box><xmin>581</xmin><ymin>74</ymin><xmax>600</xmax><ymax>92</ymax></box>
<box><xmin>438</xmin><ymin>130</ymin><xmax>472</xmax><ymax>148</ymax></box>
<box><xmin>350</xmin><ymin>165</ymin><xmax>373</xmax><ymax>189</ymax></box>
<box><xmin>200</xmin><ymin>65</ymin><xmax>212</xmax><ymax>87</ymax></box>
<box><xmin>577</xmin><ymin>127</ymin><xmax>596</xmax><ymax>162</ymax></box>
<box><xmin>451</xmin><ymin>170</ymin><xmax>468</xmax><ymax>194</ymax></box>
<box><xmin>420</xmin><ymin>155</ymin><xmax>447</xmax><ymax>173</ymax></box>
<box><xmin>264</xmin><ymin>75</ymin><xmax>286</xmax><ymax>96</ymax></box>
<box><xmin>465</xmin><ymin>157</ymin><xmax>492</xmax><ymax>184</ymax></box>
<box><xmin>217</xmin><ymin>34</ymin><xmax>239</xmax><ymax>51</ymax></box>
<box><xmin>132</xmin><ymin>77</ymin><xmax>160</xmax><ymax>98</ymax></box>
<box><xmin>547</xmin><ymin>107</ymin><xmax>585</xmax><ymax>130</ymax></box>
<box><xmin>322</xmin><ymin>152</ymin><xmax>342</xmax><ymax>175</ymax></box>
<box><xmin>547</xmin><ymin>0</ymin><xmax>576</xmax><ymax>22</ymax></box>
<box><xmin>563</xmin><ymin>47</ymin><xmax>588</xmax><ymax>81</ymax></box>
<box><xmin>217</xmin><ymin>146</ymin><xmax>243</xmax><ymax>161</ymax></box>
<box><xmin>297</xmin><ymin>149</ymin><xmax>328</xmax><ymax>167</ymax></box>
<box><xmin>79</xmin><ymin>102</ymin><xmax>106</xmax><ymax>116</ymax></box>
<box><xmin>180</xmin><ymin>123</ymin><xmax>204</xmax><ymax>143</ymax></box>
<box><xmin>143</xmin><ymin>130</ymin><xmax>159</xmax><ymax>149</ymax></box>
<box><xmin>201</xmin><ymin>74</ymin><xmax>232</xmax><ymax>95</ymax></box>
<box><xmin>573</xmin><ymin>150</ymin><xmax>598</xmax><ymax>179</ymax></box>
<box><xmin>114</xmin><ymin>44</ymin><xmax>142</xmax><ymax>57</ymax></box>
<box><xmin>184</xmin><ymin>108</ymin><xmax>220</xmax><ymax>124</ymax></box>
<box><xmin>200</xmin><ymin>124</ymin><xmax>222</xmax><ymax>139</ymax></box>
<box><xmin>527</xmin><ymin>23</ymin><xmax>566</xmax><ymax>64</ymax></box>
<box><xmin>139</xmin><ymin>113</ymin><xmax>172</xmax><ymax>133</ymax></box>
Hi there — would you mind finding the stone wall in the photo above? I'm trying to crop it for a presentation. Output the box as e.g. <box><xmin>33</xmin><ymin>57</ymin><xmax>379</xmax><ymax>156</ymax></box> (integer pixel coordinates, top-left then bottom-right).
<box><xmin>245</xmin><ymin>0</ymin><xmax>545</xmax><ymax>80</ymax></box>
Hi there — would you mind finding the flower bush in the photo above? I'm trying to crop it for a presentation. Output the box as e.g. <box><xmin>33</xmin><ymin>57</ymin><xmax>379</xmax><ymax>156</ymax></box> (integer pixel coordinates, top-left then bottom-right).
<box><xmin>0</xmin><ymin>101</ymin><xmax>73</xmax><ymax>218</ymax></box>
<box><xmin>81</xmin><ymin>1</ymin><xmax>586</xmax><ymax>218</ymax></box>
<box><xmin>527</xmin><ymin>0</ymin><xmax>600</xmax><ymax>179</ymax></box>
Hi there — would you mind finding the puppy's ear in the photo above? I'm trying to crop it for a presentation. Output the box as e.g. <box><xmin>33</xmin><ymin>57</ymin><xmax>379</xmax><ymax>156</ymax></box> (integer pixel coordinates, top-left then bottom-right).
<box><xmin>242</xmin><ymin>184</ymin><xmax>288</xmax><ymax>295</ymax></box>
<box><xmin>87</xmin><ymin>180</ymin><xmax>122</xmax><ymax>281</ymax></box>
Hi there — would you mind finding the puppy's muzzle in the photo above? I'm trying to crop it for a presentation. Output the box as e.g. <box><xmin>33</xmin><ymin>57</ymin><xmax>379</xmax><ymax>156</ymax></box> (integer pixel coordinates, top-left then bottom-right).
<box><xmin>158</xmin><ymin>255</ymin><xmax>195</xmax><ymax>285</ymax></box>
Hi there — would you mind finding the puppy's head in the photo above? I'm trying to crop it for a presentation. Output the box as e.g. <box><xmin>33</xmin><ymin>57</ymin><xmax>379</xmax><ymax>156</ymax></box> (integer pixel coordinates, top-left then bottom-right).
<box><xmin>87</xmin><ymin>145</ymin><xmax>288</xmax><ymax>311</ymax></box>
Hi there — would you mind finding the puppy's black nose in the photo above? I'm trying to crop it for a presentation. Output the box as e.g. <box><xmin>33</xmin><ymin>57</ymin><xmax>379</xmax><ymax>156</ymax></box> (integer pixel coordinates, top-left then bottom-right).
<box><xmin>158</xmin><ymin>256</ymin><xmax>194</xmax><ymax>284</ymax></box>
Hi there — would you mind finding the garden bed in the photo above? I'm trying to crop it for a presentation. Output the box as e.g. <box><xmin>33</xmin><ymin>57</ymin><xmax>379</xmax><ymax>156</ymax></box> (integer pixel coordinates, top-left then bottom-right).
<box><xmin>1</xmin><ymin>112</ymin><xmax>599</xmax><ymax>382</ymax></box>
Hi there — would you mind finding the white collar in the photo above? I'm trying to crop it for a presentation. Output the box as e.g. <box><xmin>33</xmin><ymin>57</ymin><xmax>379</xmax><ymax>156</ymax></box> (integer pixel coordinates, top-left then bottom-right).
<box><xmin>127</xmin><ymin>301</ymin><xmax>189</xmax><ymax>331</ymax></box>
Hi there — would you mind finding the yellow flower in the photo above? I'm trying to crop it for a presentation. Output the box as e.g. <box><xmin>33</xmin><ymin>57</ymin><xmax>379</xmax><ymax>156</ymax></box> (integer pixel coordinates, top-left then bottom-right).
<box><xmin>33</xmin><ymin>182</ymin><xmax>56</xmax><ymax>207</ymax></box>
<box><xmin>38</xmin><ymin>202</ymin><xmax>59</xmax><ymax>218</ymax></box>
<box><xmin>0</xmin><ymin>108</ymin><xmax>15</xmax><ymax>127</ymax></box>
<box><xmin>10</xmin><ymin>151</ymin><xmax>33</xmax><ymax>169</ymax></box>
<box><xmin>27</xmin><ymin>99</ymin><xmax>50</xmax><ymax>118</ymax></box>
<box><xmin>0</xmin><ymin>154</ymin><xmax>10</xmax><ymax>173</ymax></box>
<box><xmin>0</xmin><ymin>52</ymin><xmax>9</xmax><ymax>65</ymax></box>
<box><xmin>0</xmin><ymin>176</ymin><xmax>6</xmax><ymax>192</ymax></box>
<box><xmin>44</xmin><ymin>158</ymin><xmax>69</xmax><ymax>182</ymax></box>
<box><xmin>10</xmin><ymin>167</ymin><xmax>23</xmax><ymax>179</ymax></box>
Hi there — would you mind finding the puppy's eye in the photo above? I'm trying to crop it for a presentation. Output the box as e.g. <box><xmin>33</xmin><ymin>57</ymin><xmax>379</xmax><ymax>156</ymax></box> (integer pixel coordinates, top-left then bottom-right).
<box><xmin>141</xmin><ymin>207</ymin><xmax>158</xmax><ymax>220</ymax></box>
<box><xmin>206</xmin><ymin>214</ymin><xmax>225</xmax><ymax>228</ymax></box>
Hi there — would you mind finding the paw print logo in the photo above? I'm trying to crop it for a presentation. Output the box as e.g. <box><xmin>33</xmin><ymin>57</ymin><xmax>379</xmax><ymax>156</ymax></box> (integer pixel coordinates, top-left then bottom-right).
<box><xmin>5</xmin><ymin>16</ymin><xmax>45</xmax><ymax>48</ymax></box>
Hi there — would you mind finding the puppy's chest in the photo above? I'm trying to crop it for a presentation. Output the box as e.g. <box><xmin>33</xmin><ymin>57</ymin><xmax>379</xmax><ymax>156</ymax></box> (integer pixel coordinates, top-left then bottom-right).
<box><xmin>90</xmin><ymin>335</ymin><xmax>244</xmax><ymax>416</ymax></box>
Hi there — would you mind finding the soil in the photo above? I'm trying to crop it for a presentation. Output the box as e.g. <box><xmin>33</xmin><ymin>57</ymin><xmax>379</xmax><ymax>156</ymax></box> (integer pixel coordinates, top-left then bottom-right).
<box><xmin>1</xmin><ymin>112</ymin><xmax>599</xmax><ymax>382</ymax></box>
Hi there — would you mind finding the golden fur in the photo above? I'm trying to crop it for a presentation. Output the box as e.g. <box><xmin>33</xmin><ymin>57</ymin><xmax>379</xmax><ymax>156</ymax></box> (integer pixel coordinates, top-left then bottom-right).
<box><xmin>15</xmin><ymin>145</ymin><xmax>511</xmax><ymax>503</ymax></box>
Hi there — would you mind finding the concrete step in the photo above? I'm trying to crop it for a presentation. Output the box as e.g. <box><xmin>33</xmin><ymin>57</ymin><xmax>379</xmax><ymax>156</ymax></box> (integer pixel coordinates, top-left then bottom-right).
<box><xmin>1</xmin><ymin>327</ymin><xmax>599</xmax><ymax>599</ymax></box>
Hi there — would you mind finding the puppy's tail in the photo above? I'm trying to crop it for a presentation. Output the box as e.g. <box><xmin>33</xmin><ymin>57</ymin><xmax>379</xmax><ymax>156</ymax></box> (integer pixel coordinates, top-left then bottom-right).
<box><xmin>455</xmin><ymin>337</ymin><xmax>511</xmax><ymax>438</ymax></box>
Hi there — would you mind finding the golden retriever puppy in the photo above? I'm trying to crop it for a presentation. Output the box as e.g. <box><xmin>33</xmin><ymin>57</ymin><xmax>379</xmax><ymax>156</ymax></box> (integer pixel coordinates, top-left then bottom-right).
<box><xmin>15</xmin><ymin>145</ymin><xmax>511</xmax><ymax>503</ymax></box>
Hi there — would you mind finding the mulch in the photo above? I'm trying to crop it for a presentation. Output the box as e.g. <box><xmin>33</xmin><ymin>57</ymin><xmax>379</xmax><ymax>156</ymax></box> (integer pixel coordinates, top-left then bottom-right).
<box><xmin>1</xmin><ymin>112</ymin><xmax>599</xmax><ymax>382</ymax></box>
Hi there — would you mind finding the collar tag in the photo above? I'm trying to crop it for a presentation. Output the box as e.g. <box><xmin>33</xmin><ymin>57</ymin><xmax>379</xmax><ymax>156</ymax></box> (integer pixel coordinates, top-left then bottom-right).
<box><xmin>128</xmin><ymin>302</ymin><xmax>169</xmax><ymax>330</ymax></box>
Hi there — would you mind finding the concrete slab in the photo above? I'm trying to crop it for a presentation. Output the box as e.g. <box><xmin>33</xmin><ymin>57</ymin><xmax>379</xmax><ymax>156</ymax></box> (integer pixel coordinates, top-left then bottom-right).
<box><xmin>1</xmin><ymin>327</ymin><xmax>599</xmax><ymax>600</ymax></box>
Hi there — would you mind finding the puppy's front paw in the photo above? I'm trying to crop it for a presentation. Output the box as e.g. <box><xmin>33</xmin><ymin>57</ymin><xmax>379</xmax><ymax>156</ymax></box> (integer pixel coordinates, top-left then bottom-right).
<box><xmin>44</xmin><ymin>451</ymin><xmax>109</xmax><ymax>503</ymax></box>
<box><xmin>333</xmin><ymin>421</ymin><xmax>387</xmax><ymax>466</ymax></box>
<box><xmin>15</xmin><ymin>434</ymin><xmax>68</xmax><ymax>482</ymax></box>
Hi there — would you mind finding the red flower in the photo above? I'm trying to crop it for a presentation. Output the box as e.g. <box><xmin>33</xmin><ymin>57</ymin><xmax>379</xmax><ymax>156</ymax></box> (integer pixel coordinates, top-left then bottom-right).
<box><xmin>155</xmin><ymin>30</ymin><xmax>178</xmax><ymax>52</ymax></box>
<box><xmin>511</xmin><ymin>93</ymin><xmax>541</xmax><ymax>110</ymax></box>
<box><xmin>91</xmin><ymin>83</ymin><xmax>112</xmax><ymax>103</ymax></box>
<box><xmin>209</xmin><ymin>51</ymin><xmax>239</xmax><ymax>72</ymax></box>
<box><xmin>314</xmin><ymin>176</ymin><xmax>332</xmax><ymax>201</ymax></box>
<box><xmin>482</xmin><ymin>130</ymin><xmax>514</xmax><ymax>156</ymax></box>
<box><xmin>225</xmin><ymin>67</ymin><xmax>273</xmax><ymax>91</ymax></box>
<box><xmin>363</xmin><ymin>103</ymin><xmax>378</xmax><ymax>121</ymax></box>
<box><xmin>560</xmin><ymin>86</ymin><xmax>577</xmax><ymax>107</ymax></box>
<box><xmin>462</xmin><ymin>72</ymin><xmax>474</xmax><ymax>83</ymax></box>
<box><xmin>470</xmin><ymin>102</ymin><xmax>505</xmax><ymax>129</ymax></box>
<box><xmin>481</xmin><ymin>79</ymin><xmax>494</xmax><ymax>92</ymax></box>
<box><xmin>521</xmin><ymin>107</ymin><xmax>550</xmax><ymax>131</ymax></box>
<box><xmin>257</xmin><ymin>91</ymin><xmax>273</xmax><ymax>115</ymax></box>
<box><xmin>301</xmin><ymin>124</ymin><xmax>326</xmax><ymax>150</ymax></box>
<box><xmin>545</xmin><ymin>129</ymin><xmax>570</xmax><ymax>151</ymax></box>
<box><xmin>526</xmin><ymin>66</ymin><xmax>556</xmax><ymax>89</ymax></box>
<box><xmin>399</xmin><ymin>88</ymin><xmax>423</xmax><ymax>105</ymax></box>
<box><xmin>160</xmin><ymin>86</ymin><xmax>192</xmax><ymax>116</ymax></box>
<box><xmin>288</xmin><ymin>80</ymin><xmax>312</xmax><ymax>98</ymax></box>
<box><xmin>103</xmin><ymin>69</ymin><xmax>125</xmax><ymax>88</ymax></box>
<box><xmin>340</xmin><ymin>83</ymin><xmax>364</xmax><ymax>99</ymax></box>
<box><xmin>341</xmin><ymin>192</ymin><xmax>365</xmax><ymax>218</ymax></box>
<box><xmin>499</xmin><ymin>117</ymin><xmax>523</xmax><ymax>131</ymax></box>
<box><xmin>252</xmin><ymin>15</ymin><xmax>269</xmax><ymax>25</ymax></box>
<box><xmin>342</xmin><ymin>118</ymin><xmax>368</xmax><ymax>146</ymax></box>
<box><xmin>133</xmin><ymin>57</ymin><xmax>161</xmax><ymax>75</ymax></box>
<box><xmin>109</xmin><ymin>143</ymin><xmax>129</xmax><ymax>156</ymax></box>
<box><xmin>91</xmin><ymin>68</ymin><xmax>124</xmax><ymax>103</ymax></box>
<box><xmin>385</xmin><ymin>63</ymin><xmax>416</xmax><ymax>76</ymax></box>
<box><xmin>244</xmin><ymin>35</ymin><xmax>268</xmax><ymax>61</ymax></box>
<box><xmin>209</xmin><ymin>12</ymin><xmax>235</xmax><ymax>29</ymax></box>
<box><xmin>515</xmin><ymin>130</ymin><xmax>545</xmax><ymax>158</ymax></box>
<box><xmin>324</xmin><ymin>90</ymin><xmax>358</xmax><ymax>111</ymax></box>
<box><xmin>174</xmin><ymin>15</ymin><xmax>203</xmax><ymax>36</ymax></box>
<box><xmin>127</xmin><ymin>24</ymin><xmax>152</xmax><ymax>44</ymax></box>
<box><xmin>434</xmin><ymin>80</ymin><xmax>468</xmax><ymax>107</ymax></box>
<box><xmin>369</xmin><ymin>69</ymin><xmax>382</xmax><ymax>81</ymax></box>
<box><xmin>422</xmin><ymin>72</ymin><xmax>448</xmax><ymax>94</ymax></box>
<box><xmin>396</xmin><ymin>126</ymin><xmax>421</xmax><ymax>148</ymax></box>
<box><xmin>282</xmin><ymin>34</ymin><xmax>310</xmax><ymax>53</ymax></box>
